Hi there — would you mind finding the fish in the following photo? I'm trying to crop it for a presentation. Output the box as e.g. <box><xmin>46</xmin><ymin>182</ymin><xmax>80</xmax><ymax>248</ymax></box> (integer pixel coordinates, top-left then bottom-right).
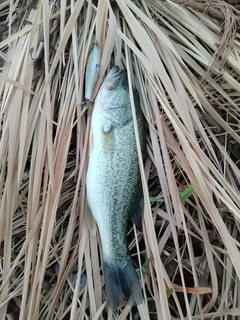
<box><xmin>86</xmin><ymin>65</ymin><xmax>146</xmax><ymax>309</ymax></box>
<box><xmin>84</xmin><ymin>40</ymin><xmax>101</xmax><ymax>102</ymax></box>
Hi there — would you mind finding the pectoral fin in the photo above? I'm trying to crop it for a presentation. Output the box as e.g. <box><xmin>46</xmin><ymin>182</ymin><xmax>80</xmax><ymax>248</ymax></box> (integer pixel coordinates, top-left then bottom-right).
<box><xmin>85</xmin><ymin>202</ymin><xmax>97</xmax><ymax>236</ymax></box>
<box><xmin>101</xmin><ymin>121</ymin><xmax>115</xmax><ymax>154</ymax></box>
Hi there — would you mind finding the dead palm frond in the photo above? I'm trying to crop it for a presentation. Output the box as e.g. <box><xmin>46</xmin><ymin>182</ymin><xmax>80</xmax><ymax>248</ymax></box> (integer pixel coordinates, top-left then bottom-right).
<box><xmin>0</xmin><ymin>0</ymin><xmax>240</xmax><ymax>319</ymax></box>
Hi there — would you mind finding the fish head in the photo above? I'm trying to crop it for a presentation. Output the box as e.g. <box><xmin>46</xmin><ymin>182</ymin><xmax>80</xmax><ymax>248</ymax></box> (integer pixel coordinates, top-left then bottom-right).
<box><xmin>95</xmin><ymin>66</ymin><xmax>135</xmax><ymax>129</ymax></box>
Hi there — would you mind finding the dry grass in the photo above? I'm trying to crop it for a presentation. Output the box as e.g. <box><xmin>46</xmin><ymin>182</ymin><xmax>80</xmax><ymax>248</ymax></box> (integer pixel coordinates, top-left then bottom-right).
<box><xmin>0</xmin><ymin>0</ymin><xmax>240</xmax><ymax>319</ymax></box>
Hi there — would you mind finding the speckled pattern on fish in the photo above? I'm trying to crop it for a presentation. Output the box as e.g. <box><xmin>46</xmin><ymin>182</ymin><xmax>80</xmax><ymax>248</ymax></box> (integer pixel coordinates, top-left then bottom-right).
<box><xmin>86</xmin><ymin>65</ymin><xmax>146</xmax><ymax>310</ymax></box>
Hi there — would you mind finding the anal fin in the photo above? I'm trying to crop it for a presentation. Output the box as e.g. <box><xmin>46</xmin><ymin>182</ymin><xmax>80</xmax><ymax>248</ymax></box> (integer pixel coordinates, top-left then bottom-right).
<box><xmin>85</xmin><ymin>202</ymin><xmax>97</xmax><ymax>236</ymax></box>
<box><xmin>129</xmin><ymin>198</ymin><xmax>144</xmax><ymax>229</ymax></box>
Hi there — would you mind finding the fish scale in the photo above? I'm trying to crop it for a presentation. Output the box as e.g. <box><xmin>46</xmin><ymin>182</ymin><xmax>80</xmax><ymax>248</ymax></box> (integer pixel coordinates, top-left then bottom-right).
<box><xmin>97</xmin><ymin>125</ymin><xmax>140</xmax><ymax>259</ymax></box>
<box><xmin>86</xmin><ymin>65</ymin><xmax>146</xmax><ymax>309</ymax></box>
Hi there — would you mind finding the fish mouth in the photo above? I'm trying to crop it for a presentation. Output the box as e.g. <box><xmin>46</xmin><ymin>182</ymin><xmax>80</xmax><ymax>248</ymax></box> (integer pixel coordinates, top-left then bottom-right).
<box><xmin>108</xmin><ymin>65</ymin><xmax>124</xmax><ymax>77</ymax></box>
<box><xmin>105</xmin><ymin>66</ymin><xmax>126</xmax><ymax>89</ymax></box>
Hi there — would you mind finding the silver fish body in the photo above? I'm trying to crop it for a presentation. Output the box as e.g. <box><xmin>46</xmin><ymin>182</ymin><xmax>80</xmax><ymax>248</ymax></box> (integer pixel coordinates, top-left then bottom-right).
<box><xmin>86</xmin><ymin>66</ymin><xmax>146</xmax><ymax>309</ymax></box>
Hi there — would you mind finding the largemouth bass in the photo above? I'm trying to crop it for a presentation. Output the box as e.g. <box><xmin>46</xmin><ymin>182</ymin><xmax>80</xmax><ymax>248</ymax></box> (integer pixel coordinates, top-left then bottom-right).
<box><xmin>86</xmin><ymin>65</ymin><xmax>146</xmax><ymax>309</ymax></box>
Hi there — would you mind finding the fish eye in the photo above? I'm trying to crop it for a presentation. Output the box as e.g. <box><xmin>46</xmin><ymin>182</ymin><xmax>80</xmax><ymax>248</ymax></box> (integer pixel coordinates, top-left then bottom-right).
<box><xmin>121</xmin><ymin>78</ymin><xmax>128</xmax><ymax>90</ymax></box>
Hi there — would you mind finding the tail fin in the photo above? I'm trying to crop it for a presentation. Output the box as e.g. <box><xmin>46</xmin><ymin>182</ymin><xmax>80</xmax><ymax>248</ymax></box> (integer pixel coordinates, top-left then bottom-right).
<box><xmin>103</xmin><ymin>256</ymin><xmax>142</xmax><ymax>310</ymax></box>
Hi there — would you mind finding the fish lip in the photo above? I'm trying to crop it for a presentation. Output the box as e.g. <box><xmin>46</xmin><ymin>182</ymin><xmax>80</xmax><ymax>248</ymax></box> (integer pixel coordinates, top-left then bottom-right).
<box><xmin>105</xmin><ymin>66</ymin><xmax>125</xmax><ymax>89</ymax></box>
<box><xmin>108</xmin><ymin>65</ymin><xmax>124</xmax><ymax>77</ymax></box>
